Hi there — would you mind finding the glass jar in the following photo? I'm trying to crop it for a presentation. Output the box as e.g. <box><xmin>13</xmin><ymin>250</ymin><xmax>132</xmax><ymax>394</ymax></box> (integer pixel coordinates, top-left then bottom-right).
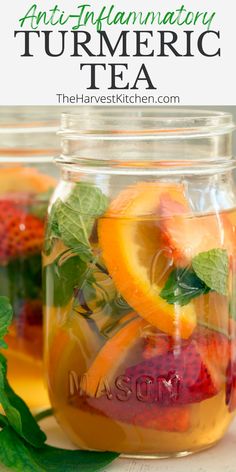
<box><xmin>0</xmin><ymin>108</ymin><xmax>60</xmax><ymax>410</ymax></box>
<box><xmin>44</xmin><ymin>108</ymin><xmax>236</xmax><ymax>457</ymax></box>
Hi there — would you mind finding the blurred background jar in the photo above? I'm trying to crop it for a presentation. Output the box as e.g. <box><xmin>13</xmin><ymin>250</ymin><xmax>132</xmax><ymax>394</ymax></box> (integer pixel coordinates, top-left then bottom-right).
<box><xmin>0</xmin><ymin>107</ymin><xmax>60</xmax><ymax>410</ymax></box>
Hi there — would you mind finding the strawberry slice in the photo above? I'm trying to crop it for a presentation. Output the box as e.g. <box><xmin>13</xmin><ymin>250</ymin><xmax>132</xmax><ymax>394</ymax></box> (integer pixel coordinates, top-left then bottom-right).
<box><xmin>125</xmin><ymin>340</ymin><xmax>218</xmax><ymax>406</ymax></box>
<box><xmin>84</xmin><ymin>395</ymin><xmax>190</xmax><ymax>432</ymax></box>
<box><xmin>132</xmin><ymin>406</ymin><xmax>190</xmax><ymax>432</ymax></box>
<box><xmin>143</xmin><ymin>332</ymin><xmax>171</xmax><ymax>360</ymax></box>
<box><xmin>80</xmin><ymin>330</ymin><xmax>230</xmax><ymax>431</ymax></box>
<box><xmin>159</xmin><ymin>193</ymin><xmax>234</xmax><ymax>266</ymax></box>
<box><xmin>194</xmin><ymin>328</ymin><xmax>230</xmax><ymax>390</ymax></box>
<box><xmin>0</xmin><ymin>200</ymin><xmax>44</xmax><ymax>263</ymax></box>
<box><xmin>226</xmin><ymin>359</ymin><xmax>236</xmax><ymax>412</ymax></box>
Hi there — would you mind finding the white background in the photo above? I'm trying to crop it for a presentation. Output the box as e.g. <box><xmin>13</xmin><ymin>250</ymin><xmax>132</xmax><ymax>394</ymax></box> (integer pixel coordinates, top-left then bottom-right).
<box><xmin>0</xmin><ymin>0</ymin><xmax>235</xmax><ymax>105</ymax></box>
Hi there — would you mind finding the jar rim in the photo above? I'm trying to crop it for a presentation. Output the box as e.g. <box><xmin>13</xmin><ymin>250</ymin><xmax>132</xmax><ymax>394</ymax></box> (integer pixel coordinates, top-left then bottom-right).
<box><xmin>0</xmin><ymin>156</ymin><xmax>56</xmax><ymax>163</ymax></box>
<box><xmin>60</xmin><ymin>107</ymin><xmax>235</xmax><ymax>139</ymax></box>
<box><xmin>0</xmin><ymin>107</ymin><xmax>61</xmax><ymax>159</ymax></box>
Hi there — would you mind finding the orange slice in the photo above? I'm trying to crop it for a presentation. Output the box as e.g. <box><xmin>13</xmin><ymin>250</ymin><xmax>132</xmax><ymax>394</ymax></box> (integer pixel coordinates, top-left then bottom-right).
<box><xmin>98</xmin><ymin>182</ymin><xmax>196</xmax><ymax>339</ymax></box>
<box><xmin>85</xmin><ymin>316</ymin><xmax>146</xmax><ymax>397</ymax></box>
<box><xmin>160</xmin><ymin>193</ymin><xmax>235</xmax><ymax>265</ymax></box>
<box><xmin>0</xmin><ymin>165</ymin><xmax>56</xmax><ymax>194</ymax></box>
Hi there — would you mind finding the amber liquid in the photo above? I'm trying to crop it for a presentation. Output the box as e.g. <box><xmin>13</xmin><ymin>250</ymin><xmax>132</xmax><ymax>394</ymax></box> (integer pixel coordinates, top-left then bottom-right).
<box><xmin>52</xmin><ymin>392</ymin><xmax>231</xmax><ymax>456</ymax></box>
<box><xmin>44</xmin><ymin>209</ymin><xmax>236</xmax><ymax>456</ymax></box>
<box><xmin>6</xmin><ymin>350</ymin><xmax>48</xmax><ymax>410</ymax></box>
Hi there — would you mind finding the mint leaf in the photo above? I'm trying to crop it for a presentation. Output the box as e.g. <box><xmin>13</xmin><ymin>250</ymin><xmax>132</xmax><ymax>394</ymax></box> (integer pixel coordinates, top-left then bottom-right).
<box><xmin>0</xmin><ymin>358</ymin><xmax>22</xmax><ymax>436</ymax></box>
<box><xmin>0</xmin><ymin>297</ymin><xmax>13</xmax><ymax>348</ymax></box>
<box><xmin>44</xmin><ymin>200</ymin><xmax>61</xmax><ymax>255</ymax></box>
<box><xmin>160</xmin><ymin>268</ymin><xmax>210</xmax><ymax>306</ymax></box>
<box><xmin>43</xmin><ymin>253</ymin><xmax>96</xmax><ymax>307</ymax></box>
<box><xmin>67</xmin><ymin>182</ymin><xmax>108</xmax><ymax>219</ymax></box>
<box><xmin>0</xmin><ymin>427</ymin><xmax>118</xmax><ymax>472</ymax></box>
<box><xmin>43</xmin><ymin>183</ymin><xmax>108</xmax><ymax>307</ymax></box>
<box><xmin>160</xmin><ymin>249</ymin><xmax>229</xmax><ymax>306</ymax></box>
<box><xmin>0</xmin><ymin>354</ymin><xmax>46</xmax><ymax>448</ymax></box>
<box><xmin>57</xmin><ymin>182</ymin><xmax>108</xmax><ymax>249</ymax></box>
<box><xmin>0</xmin><ymin>413</ymin><xmax>8</xmax><ymax>428</ymax></box>
<box><xmin>192</xmin><ymin>248</ymin><xmax>229</xmax><ymax>296</ymax></box>
<box><xmin>0</xmin><ymin>427</ymin><xmax>43</xmax><ymax>472</ymax></box>
<box><xmin>57</xmin><ymin>201</ymin><xmax>94</xmax><ymax>249</ymax></box>
<box><xmin>70</xmin><ymin>243</ymin><xmax>93</xmax><ymax>263</ymax></box>
<box><xmin>44</xmin><ymin>183</ymin><xmax>108</xmax><ymax>256</ymax></box>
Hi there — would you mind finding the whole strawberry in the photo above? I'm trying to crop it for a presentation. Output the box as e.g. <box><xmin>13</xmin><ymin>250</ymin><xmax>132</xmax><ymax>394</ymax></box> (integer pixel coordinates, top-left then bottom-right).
<box><xmin>0</xmin><ymin>200</ymin><xmax>44</xmax><ymax>264</ymax></box>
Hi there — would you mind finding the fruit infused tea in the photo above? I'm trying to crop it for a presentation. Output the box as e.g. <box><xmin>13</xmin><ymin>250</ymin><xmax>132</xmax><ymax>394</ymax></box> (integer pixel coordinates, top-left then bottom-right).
<box><xmin>44</xmin><ymin>180</ymin><xmax>236</xmax><ymax>456</ymax></box>
<box><xmin>0</xmin><ymin>165</ymin><xmax>56</xmax><ymax>409</ymax></box>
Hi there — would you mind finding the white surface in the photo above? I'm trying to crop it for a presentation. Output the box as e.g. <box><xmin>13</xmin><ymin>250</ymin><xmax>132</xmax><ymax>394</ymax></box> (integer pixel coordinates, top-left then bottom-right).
<box><xmin>1</xmin><ymin>416</ymin><xmax>236</xmax><ymax>471</ymax></box>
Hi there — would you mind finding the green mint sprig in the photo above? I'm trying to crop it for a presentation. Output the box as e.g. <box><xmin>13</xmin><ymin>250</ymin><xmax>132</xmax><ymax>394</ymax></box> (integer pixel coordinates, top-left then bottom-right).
<box><xmin>0</xmin><ymin>296</ymin><xmax>119</xmax><ymax>471</ymax></box>
<box><xmin>192</xmin><ymin>248</ymin><xmax>228</xmax><ymax>296</ymax></box>
<box><xmin>43</xmin><ymin>253</ymin><xmax>94</xmax><ymax>307</ymax></box>
<box><xmin>43</xmin><ymin>182</ymin><xmax>108</xmax><ymax>308</ymax></box>
<box><xmin>160</xmin><ymin>248</ymin><xmax>229</xmax><ymax>306</ymax></box>
<box><xmin>44</xmin><ymin>182</ymin><xmax>108</xmax><ymax>255</ymax></box>
<box><xmin>160</xmin><ymin>267</ymin><xmax>210</xmax><ymax>306</ymax></box>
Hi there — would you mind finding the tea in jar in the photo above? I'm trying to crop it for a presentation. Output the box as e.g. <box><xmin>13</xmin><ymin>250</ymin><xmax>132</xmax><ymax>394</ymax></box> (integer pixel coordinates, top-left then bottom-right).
<box><xmin>44</xmin><ymin>109</ymin><xmax>236</xmax><ymax>456</ymax></box>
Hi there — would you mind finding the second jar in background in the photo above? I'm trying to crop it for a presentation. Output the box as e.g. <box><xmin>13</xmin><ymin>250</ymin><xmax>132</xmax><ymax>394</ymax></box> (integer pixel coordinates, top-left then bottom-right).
<box><xmin>0</xmin><ymin>108</ymin><xmax>59</xmax><ymax>409</ymax></box>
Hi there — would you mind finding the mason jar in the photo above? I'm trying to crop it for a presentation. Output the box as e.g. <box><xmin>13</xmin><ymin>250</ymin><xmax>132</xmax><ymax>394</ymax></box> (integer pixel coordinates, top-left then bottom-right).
<box><xmin>44</xmin><ymin>108</ymin><xmax>236</xmax><ymax>457</ymax></box>
<box><xmin>0</xmin><ymin>107</ymin><xmax>60</xmax><ymax>410</ymax></box>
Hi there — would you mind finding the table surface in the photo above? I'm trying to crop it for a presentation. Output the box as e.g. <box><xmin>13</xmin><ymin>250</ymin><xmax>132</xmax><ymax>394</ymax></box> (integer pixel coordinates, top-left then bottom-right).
<box><xmin>1</xmin><ymin>417</ymin><xmax>236</xmax><ymax>471</ymax></box>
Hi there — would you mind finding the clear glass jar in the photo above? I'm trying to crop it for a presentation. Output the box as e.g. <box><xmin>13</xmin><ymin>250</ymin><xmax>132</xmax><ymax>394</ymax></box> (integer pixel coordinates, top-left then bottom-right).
<box><xmin>0</xmin><ymin>108</ymin><xmax>60</xmax><ymax>410</ymax></box>
<box><xmin>44</xmin><ymin>108</ymin><xmax>236</xmax><ymax>457</ymax></box>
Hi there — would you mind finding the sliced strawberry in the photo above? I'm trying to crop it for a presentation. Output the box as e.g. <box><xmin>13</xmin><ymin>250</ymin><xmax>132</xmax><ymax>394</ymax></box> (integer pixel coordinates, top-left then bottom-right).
<box><xmin>132</xmin><ymin>405</ymin><xmax>190</xmax><ymax>432</ymax></box>
<box><xmin>194</xmin><ymin>328</ymin><xmax>230</xmax><ymax>390</ymax></box>
<box><xmin>226</xmin><ymin>360</ymin><xmax>236</xmax><ymax>412</ymax></box>
<box><xmin>125</xmin><ymin>340</ymin><xmax>218</xmax><ymax>406</ymax></box>
<box><xmin>84</xmin><ymin>389</ymin><xmax>190</xmax><ymax>432</ymax></box>
<box><xmin>143</xmin><ymin>332</ymin><xmax>171</xmax><ymax>360</ymax></box>
<box><xmin>159</xmin><ymin>193</ymin><xmax>234</xmax><ymax>265</ymax></box>
<box><xmin>0</xmin><ymin>200</ymin><xmax>44</xmax><ymax>263</ymax></box>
